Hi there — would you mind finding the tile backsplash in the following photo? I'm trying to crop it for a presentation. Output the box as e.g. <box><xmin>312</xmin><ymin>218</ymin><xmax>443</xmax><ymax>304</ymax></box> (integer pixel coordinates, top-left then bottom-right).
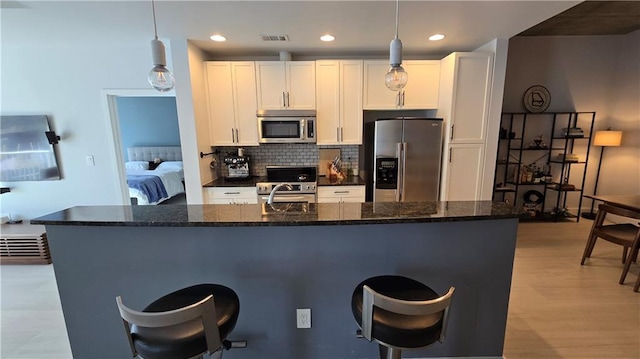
<box><xmin>216</xmin><ymin>144</ymin><xmax>359</xmax><ymax>177</ymax></box>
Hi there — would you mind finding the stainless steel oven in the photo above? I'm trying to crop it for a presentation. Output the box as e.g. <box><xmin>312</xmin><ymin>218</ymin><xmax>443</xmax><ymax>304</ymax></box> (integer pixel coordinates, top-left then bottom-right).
<box><xmin>256</xmin><ymin>166</ymin><xmax>317</xmax><ymax>203</ymax></box>
<box><xmin>257</xmin><ymin>110</ymin><xmax>316</xmax><ymax>144</ymax></box>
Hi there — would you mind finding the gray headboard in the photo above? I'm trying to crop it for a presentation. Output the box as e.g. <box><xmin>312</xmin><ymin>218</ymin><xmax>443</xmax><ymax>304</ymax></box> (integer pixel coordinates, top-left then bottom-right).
<box><xmin>127</xmin><ymin>146</ymin><xmax>183</xmax><ymax>162</ymax></box>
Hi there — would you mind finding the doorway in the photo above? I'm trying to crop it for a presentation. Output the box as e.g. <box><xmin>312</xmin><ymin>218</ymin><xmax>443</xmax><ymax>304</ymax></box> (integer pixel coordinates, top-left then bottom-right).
<box><xmin>103</xmin><ymin>89</ymin><xmax>181</xmax><ymax>205</ymax></box>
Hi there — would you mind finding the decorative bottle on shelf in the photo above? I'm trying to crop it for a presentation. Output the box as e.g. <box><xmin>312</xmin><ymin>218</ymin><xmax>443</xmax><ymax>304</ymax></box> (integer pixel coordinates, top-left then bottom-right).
<box><xmin>532</xmin><ymin>165</ymin><xmax>542</xmax><ymax>183</ymax></box>
<box><xmin>520</xmin><ymin>165</ymin><xmax>534</xmax><ymax>184</ymax></box>
<box><xmin>543</xmin><ymin>164</ymin><xmax>553</xmax><ymax>183</ymax></box>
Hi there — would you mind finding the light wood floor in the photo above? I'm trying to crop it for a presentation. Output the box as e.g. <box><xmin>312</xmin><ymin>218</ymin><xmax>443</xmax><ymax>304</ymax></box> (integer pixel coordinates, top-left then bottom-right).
<box><xmin>504</xmin><ymin>221</ymin><xmax>640</xmax><ymax>359</ymax></box>
<box><xmin>1</xmin><ymin>220</ymin><xmax>638</xmax><ymax>359</ymax></box>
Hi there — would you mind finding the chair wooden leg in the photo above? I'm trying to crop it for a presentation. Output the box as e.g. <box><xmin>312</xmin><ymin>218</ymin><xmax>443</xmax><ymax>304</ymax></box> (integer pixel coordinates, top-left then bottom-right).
<box><xmin>581</xmin><ymin>233</ymin><xmax>599</xmax><ymax>265</ymax></box>
<box><xmin>634</xmin><ymin>274</ymin><xmax>640</xmax><ymax>292</ymax></box>
<box><xmin>621</xmin><ymin>242</ymin><xmax>640</xmax><ymax>285</ymax></box>
<box><xmin>622</xmin><ymin>246</ymin><xmax>629</xmax><ymax>263</ymax></box>
<box><xmin>620</xmin><ymin>250</ymin><xmax>635</xmax><ymax>284</ymax></box>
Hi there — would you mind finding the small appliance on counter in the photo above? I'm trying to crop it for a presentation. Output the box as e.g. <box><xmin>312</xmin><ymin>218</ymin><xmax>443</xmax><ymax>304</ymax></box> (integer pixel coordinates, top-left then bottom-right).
<box><xmin>223</xmin><ymin>153</ymin><xmax>250</xmax><ymax>180</ymax></box>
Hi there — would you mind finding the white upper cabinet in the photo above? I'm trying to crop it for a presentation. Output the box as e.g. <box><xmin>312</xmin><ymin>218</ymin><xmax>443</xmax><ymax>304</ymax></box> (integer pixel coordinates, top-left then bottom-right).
<box><xmin>438</xmin><ymin>52</ymin><xmax>493</xmax><ymax>144</ymax></box>
<box><xmin>256</xmin><ymin>61</ymin><xmax>316</xmax><ymax>110</ymax></box>
<box><xmin>402</xmin><ymin>61</ymin><xmax>441</xmax><ymax>109</ymax></box>
<box><xmin>315</xmin><ymin>60</ymin><xmax>363</xmax><ymax>145</ymax></box>
<box><xmin>206</xmin><ymin>62</ymin><xmax>259</xmax><ymax>146</ymax></box>
<box><xmin>363</xmin><ymin>60</ymin><xmax>440</xmax><ymax>110</ymax></box>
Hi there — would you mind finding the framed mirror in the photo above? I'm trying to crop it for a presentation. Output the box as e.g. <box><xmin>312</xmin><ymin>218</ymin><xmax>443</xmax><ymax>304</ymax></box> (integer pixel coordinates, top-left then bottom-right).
<box><xmin>0</xmin><ymin>115</ymin><xmax>61</xmax><ymax>181</ymax></box>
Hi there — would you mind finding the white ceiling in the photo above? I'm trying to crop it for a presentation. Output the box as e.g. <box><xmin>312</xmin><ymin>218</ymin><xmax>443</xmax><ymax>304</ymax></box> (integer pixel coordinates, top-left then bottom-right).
<box><xmin>3</xmin><ymin>1</ymin><xmax>579</xmax><ymax>59</ymax></box>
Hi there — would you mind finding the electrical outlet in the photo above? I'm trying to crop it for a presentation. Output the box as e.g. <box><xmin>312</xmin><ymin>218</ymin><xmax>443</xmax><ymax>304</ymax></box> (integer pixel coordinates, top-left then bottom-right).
<box><xmin>296</xmin><ymin>308</ymin><xmax>311</xmax><ymax>329</ymax></box>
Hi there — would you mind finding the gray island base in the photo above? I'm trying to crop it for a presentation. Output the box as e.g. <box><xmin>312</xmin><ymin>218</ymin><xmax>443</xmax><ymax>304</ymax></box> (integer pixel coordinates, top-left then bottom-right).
<box><xmin>32</xmin><ymin>201</ymin><xmax>519</xmax><ymax>359</ymax></box>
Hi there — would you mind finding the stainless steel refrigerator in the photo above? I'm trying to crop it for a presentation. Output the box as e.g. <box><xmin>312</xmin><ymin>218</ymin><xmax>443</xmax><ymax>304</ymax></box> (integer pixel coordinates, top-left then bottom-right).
<box><xmin>363</xmin><ymin>118</ymin><xmax>443</xmax><ymax>202</ymax></box>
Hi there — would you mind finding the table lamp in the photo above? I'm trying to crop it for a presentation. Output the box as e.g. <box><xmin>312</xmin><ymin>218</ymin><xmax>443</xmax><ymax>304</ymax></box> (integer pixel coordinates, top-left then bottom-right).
<box><xmin>581</xmin><ymin>128</ymin><xmax>623</xmax><ymax>219</ymax></box>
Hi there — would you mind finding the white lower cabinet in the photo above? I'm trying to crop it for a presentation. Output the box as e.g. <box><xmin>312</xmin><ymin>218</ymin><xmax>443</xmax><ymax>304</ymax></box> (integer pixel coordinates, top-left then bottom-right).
<box><xmin>204</xmin><ymin>187</ymin><xmax>258</xmax><ymax>204</ymax></box>
<box><xmin>317</xmin><ymin>185</ymin><xmax>365</xmax><ymax>203</ymax></box>
<box><xmin>441</xmin><ymin>144</ymin><xmax>484</xmax><ymax>201</ymax></box>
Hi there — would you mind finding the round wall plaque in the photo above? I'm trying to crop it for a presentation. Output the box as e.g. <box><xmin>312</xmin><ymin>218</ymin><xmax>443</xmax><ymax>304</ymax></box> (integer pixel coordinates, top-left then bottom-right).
<box><xmin>523</xmin><ymin>85</ymin><xmax>551</xmax><ymax>113</ymax></box>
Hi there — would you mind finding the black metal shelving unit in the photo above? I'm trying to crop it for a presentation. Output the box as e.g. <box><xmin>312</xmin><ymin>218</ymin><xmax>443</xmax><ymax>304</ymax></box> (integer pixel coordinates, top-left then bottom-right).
<box><xmin>493</xmin><ymin>112</ymin><xmax>595</xmax><ymax>222</ymax></box>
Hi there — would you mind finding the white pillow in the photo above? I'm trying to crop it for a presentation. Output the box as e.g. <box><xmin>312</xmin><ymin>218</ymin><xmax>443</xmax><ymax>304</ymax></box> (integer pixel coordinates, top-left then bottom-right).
<box><xmin>125</xmin><ymin>161</ymin><xmax>149</xmax><ymax>171</ymax></box>
<box><xmin>155</xmin><ymin>161</ymin><xmax>183</xmax><ymax>171</ymax></box>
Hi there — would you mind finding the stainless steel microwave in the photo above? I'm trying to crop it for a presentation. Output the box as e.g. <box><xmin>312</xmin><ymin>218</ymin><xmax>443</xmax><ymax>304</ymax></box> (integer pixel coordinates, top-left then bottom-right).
<box><xmin>257</xmin><ymin>110</ymin><xmax>316</xmax><ymax>144</ymax></box>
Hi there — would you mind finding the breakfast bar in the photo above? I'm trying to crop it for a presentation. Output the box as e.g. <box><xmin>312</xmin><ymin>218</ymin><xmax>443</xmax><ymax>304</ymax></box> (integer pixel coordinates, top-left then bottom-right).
<box><xmin>32</xmin><ymin>201</ymin><xmax>520</xmax><ymax>359</ymax></box>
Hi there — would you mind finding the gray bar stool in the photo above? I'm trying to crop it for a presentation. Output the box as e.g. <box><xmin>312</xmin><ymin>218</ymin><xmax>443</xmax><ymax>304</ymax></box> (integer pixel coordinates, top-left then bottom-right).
<box><xmin>351</xmin><ymin>275</ymin><xmax>455</xmax><ymax>359</ymax></box>
<box><xmin>116</xmin><ymin>284</ymin><xmax>246</xmax><ymax>359</ymax></box>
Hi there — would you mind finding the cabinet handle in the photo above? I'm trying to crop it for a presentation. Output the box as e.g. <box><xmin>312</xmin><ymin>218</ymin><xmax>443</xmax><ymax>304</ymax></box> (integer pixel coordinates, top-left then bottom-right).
<box><xmin>286</xmin><ymin>92</ymin><xmax>290</xmax><ymax>108</ymax></box>
<box><xmin>449</xmin><ymin>148</ymin><xmax>452</xmax><ymax>163</ymax></box>
<box><xmin>235</xmin><ymin>129</ymin><xmax>239</xmax><ymax>143</ymax></box>
<box><xmin>231</xmin><ymin>128</ymin><xmax>235</xmax><ymax>143</ymax></box>
<box><xmin>334</xmin><ymin>191</ymin><xmax>349</xmax><ymax>194</ymax></box>
<box><xmin>340</xmin><ymin>127</ymin><xmax>344</xmax><ymax>142</ymax></box>
<box><xmin>224</xmin><ymin>192</ymin><xmax>240</xmax><ymax>195</ymax></box>
<box><xmin>401</xmin><ymin>91</ymin><xmax>406</xmax><ymax>106</ymax></box>
<box><xmin>396</xmin><ymin>92</ymin><xmax>401</xmax><ymax>107</ymax></box>
<box><xmin>282</xmin><ymin>92</ymin><xmax>286</xmax><ymax>108</ymax></box>
<box><xmin>337</xmin><ymin>127</ymin><xmax>340</xmax><ymax>142</ymax></box>
<box><xmin>450</xmin><ymin>125</ymin><xmax>455</xmax><ymax>141</ymax></box>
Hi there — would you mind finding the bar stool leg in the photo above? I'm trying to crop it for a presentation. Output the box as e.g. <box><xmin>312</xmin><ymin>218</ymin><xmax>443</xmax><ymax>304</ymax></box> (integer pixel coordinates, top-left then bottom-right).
<box><xmin>378</xmin><ymin>344</ymin><xmax>402</xmax><ymax>359</ymax></box>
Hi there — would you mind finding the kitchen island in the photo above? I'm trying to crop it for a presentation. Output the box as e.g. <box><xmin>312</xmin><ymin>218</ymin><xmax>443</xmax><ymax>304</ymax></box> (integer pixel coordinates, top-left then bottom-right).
<box><xmin>32</xmin><ymin>201</ymin><xmax>520</xmax><ymax>359</ymax></box>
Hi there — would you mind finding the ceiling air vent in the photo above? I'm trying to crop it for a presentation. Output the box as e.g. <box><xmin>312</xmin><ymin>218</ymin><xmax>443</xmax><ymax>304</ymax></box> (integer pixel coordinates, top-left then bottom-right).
<box><xmin>260</xmin><ymin>34</ymin><xmax>289</xmax><ymax>42</ymax></box>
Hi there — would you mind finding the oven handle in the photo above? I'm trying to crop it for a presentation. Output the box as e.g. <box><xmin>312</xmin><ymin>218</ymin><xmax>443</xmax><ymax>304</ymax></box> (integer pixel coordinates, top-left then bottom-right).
<box><xmin>259</xmin><ymin>195</ymin><xmax>315</xmax><ymax>203</ymax></box>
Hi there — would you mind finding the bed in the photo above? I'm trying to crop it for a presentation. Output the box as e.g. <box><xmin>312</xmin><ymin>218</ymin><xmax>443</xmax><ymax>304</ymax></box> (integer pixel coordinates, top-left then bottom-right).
<box><xmin>125</xmin><ymin>146</ymin><xmax>185</xmax><ymax>205</ymax></box>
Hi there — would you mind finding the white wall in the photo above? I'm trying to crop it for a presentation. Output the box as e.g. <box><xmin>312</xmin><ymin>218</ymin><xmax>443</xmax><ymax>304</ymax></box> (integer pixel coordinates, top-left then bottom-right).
<box><xmin>476</xmin><ymin>38</ymin><xmax>510</xmax><ymax>200</ymax></box>
<box><xmin>184</xmin><ymin>41</ymin><xmax>215</xmax><ymax>189</ymax></box>
<box><xmin>503</xmin><ymin>31</ymin><xmax>640</xmax><ymax>203</ymax></box>
<box><xmin>1</xmin><ymin>41</ymin><xmax>156</xmax><ymax>220</ymax></box>
<box><xmin>0</xmin><ymin>1</ymin><xmax>212</xmax><ymax>218</ymax></box>
<box><xmin>169</xmin><ymin>39</ymin><xmax>209</xmax><ymax>205</ymax></box>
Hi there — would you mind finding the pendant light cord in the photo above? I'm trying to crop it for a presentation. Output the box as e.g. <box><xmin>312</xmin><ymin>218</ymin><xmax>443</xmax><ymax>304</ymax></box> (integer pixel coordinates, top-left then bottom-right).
<box><xmin>395</xmin><ymin>0</ymin><xmax>400</xmax><ymax>39</ymax></box>
<box><xmin>151</xmin><ymin>0</ymin><xmax>158</xmax><ymax>40</ymax></box>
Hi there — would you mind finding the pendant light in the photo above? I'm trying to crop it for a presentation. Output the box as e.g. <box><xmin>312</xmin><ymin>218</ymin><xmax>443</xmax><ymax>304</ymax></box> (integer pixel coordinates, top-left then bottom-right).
<box><xmin>148</xmin><ymin>0</ymin><xmax>175</xmax><ymax>92</ymax></box>
<box><xmin>385</xmin><ymin>0</ymin><xmax>408</xmax><ymax>91</ymax></box>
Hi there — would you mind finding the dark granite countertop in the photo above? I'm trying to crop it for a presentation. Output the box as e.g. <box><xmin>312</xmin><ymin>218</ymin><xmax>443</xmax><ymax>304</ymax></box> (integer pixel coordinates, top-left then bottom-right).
<box><xmin>317</xmin><ymin>176</ymin><xmax>366</xmax><ymax>186</ymax></box>
<box><xmin>31</xmin><ymin>201</ymin><xmax>521</xmax><ymax>227</ymax></box>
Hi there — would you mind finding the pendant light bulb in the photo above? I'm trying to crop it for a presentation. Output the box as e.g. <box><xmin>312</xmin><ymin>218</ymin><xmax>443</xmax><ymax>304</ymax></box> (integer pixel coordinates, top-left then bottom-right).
<box><xmin>148</xmin><ymin>39</ymin><xmax>175</xmax><ymax>92</ymax></box>
<box><xmin>385</xmin><ymin>0</ymin><xmax>407</xmax><ymax>91</ymax></box>
<box><xmin>148</xmin><ymin>0</ymin><xmax>174</xmax><ymax>92</ymax></box>
<box><xmin>385</xmin><ymin>37</ymin><xmax>408</xmax><ymax>91</ymax></box>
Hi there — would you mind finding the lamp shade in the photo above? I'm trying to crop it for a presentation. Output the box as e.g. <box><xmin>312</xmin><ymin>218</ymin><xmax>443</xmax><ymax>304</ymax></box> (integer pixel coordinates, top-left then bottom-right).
<box><xmin>593</xmin><ymin>130</ymin><xmax>622</xmax><ymax>147</ymax></box>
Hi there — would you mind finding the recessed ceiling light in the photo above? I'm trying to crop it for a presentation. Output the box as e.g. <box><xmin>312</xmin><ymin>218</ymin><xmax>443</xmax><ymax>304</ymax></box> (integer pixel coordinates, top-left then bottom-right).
<box><xmin>320</xmin><ymin>34</ymin><xmax>335</xmax><ymax>42</ymax></box>
<box><xmin>429</xmin><ymin>34</ymin><xmax>445</xmax><ymax>41</ymax></box>
<box><xmin>210</xmin><ymin>34</ymin><xmax>227</xmax><ymax>42</ymax></box>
